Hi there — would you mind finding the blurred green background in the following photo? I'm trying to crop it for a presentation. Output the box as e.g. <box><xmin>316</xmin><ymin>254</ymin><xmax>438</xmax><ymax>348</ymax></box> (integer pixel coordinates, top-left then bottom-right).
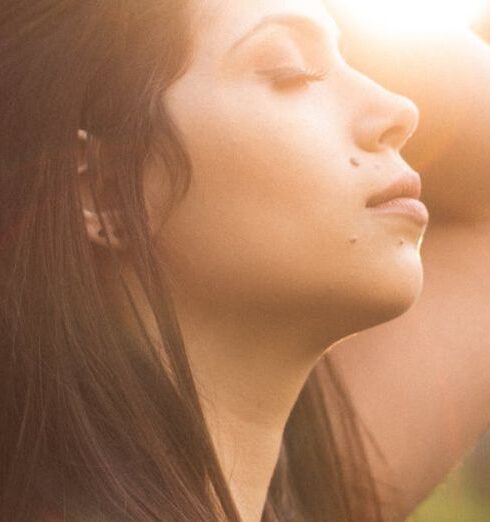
<box><xmin>409</xmin><ymin>431</ymin><xmax>490</xmax><ymax>522</ymax></box>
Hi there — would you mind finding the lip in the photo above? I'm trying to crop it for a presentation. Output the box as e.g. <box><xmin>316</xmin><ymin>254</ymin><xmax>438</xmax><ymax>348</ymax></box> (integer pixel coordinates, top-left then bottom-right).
<box><xmin>367</xmin><ymin>171</ymin><xmax>422</xmax><ymax>207</ymax></box>
<box><xmin>366</xmin><ymin>171</ymin><xmax>429</xmax><ymax>226</ymax></box>
<box><xmin>369</xmin><ymin>197</ymin><xmax>429</xmax><ymax>226</ymax></box>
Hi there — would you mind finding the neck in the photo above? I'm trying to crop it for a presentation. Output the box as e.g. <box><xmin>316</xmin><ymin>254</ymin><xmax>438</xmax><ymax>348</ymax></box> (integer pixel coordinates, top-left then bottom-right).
<box><xmin>174</xmin><ymin>301</ymin><xmax>339</xmax><ymax>521</ymax></box>
<box><xmin>109</xmin><ymin>265</ymin><xmax>350</xmax><ymax>521</ymax></box>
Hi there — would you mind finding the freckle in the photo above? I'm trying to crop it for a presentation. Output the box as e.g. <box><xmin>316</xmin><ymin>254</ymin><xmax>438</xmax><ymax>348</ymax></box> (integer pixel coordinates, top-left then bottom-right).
<box><xmin>399</xmin><ymin>240</ymin><xmax>405</xmax><ymax>246</ymax></box>
<box><xmin>349</xmin><ymin>237</ymin><xmax>358</xmax><ymax>244</ymax></box>
<box><xmin>350</xmin><ymin>157</ymin><xmax>360</xmax><ymax>168</ymax></box>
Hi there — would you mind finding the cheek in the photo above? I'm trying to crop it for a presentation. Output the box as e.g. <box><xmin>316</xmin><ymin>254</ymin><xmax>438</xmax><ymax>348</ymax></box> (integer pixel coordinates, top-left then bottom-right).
<box><xmin>164</xmin><ymin>87</ymin><xmax>361</xmax><ymax>258</ymax></box>
<box><xmin>158</xmin><ymin>133</ymin><xmax>374</xmax><ymax>314</ymax></box>
<box><xmin>160</xmin><ymin>81</ymin><xmax>422</xmax><ymax>316</ymax></box>
<box><xmin>170</xmin><ymin>83</ymin><xmax>358</xmax><ymax>224</ymax></box>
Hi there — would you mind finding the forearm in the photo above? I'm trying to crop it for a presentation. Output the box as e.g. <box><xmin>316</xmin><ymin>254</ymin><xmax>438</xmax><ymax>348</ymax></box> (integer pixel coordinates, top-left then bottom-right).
<box><xmin>329</xmin><ymin>14</ymin><xmax>490</xmax><ymax>223</ymax></box>
<box><xmin>316</xmin><ymin>11</ymin><xmax>490</xmax><ymax>518</ymax></box>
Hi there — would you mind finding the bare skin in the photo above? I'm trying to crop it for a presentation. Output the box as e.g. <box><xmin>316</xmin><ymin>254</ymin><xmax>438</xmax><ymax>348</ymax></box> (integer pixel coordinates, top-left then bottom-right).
<box><xmin>320</xmin><ymin>13</ymin><xmax>490</xmax><ymax>519</ymax></box>
<box><xmin>329</xmin><ymin>223</ymin><xmax>490</xmax><ymax>520</ymax></box>
<box><xmin>83</xmin><ymin>1</ymin><xmax>429</xmax><ymax>520</ymax></box>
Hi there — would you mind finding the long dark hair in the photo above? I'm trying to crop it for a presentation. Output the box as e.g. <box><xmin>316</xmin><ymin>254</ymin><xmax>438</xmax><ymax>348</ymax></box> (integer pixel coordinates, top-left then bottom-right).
<box><xmin>0</xmin><ymin>2</ymin><xmax>383</xmax><ymax>520</ymax></box>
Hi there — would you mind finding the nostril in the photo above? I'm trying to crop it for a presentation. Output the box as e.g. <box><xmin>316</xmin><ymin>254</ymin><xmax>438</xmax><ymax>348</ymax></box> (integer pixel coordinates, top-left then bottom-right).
<box><xmin>354</xmin><ymin>95</ymin><xmax>419</xmax><ymax>153</ymax></box>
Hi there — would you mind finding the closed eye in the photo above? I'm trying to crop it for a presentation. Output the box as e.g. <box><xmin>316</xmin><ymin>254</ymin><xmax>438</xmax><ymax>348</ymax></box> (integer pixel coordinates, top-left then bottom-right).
<box><xmin>256</xmin><ymin>66</ymin><xmax>327</xmax><ymax>90</ymax></box>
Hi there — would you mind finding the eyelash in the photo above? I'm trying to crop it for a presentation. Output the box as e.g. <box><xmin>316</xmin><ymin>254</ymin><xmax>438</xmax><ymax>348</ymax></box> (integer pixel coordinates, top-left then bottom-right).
<box><xmin>257</xmin><ymin>66</ymin><xmax>327</xmax><ymax>90</ymax></box>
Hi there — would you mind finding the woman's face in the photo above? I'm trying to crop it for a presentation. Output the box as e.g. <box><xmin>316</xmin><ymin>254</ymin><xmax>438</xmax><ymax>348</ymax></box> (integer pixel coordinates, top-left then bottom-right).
<box><xmin>148</xmin><ymin>0</ymin><xmax>427</xmax><ymax>333</ymax></box>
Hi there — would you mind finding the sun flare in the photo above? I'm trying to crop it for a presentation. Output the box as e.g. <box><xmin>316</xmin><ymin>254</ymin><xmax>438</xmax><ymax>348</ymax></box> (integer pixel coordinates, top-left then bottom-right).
<box><xmin>334</xmin><ymin>0</ymin><xmax>487</xmax><ymax>35</ymax></box>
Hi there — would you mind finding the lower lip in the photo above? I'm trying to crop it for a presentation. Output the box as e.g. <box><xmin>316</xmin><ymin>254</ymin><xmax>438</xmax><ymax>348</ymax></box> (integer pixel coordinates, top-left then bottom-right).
<box><xmin>369</xmin><ymin>198</ymin><xmax>429</xmax><ymax>226</ymax></box>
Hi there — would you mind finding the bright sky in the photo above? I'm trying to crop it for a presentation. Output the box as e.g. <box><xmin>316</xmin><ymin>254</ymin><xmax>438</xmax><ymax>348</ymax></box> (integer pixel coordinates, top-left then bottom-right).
<box><xmin>334</xmin><ymin>0</ymin><xmax>487</xmax><ymax>35</ymax></box>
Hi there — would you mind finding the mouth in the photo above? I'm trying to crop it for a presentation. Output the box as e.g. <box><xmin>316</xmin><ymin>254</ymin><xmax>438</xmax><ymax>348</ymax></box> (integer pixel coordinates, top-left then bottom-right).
<box><xmin>366</xmin><ymin>170</ymin><xmax>429</xmax><ymax>227</ymax></box>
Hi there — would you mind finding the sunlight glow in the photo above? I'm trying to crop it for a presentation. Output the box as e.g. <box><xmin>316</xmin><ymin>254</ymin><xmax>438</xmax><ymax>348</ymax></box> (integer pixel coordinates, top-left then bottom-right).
<box><xmin>335</xmin><ymin>0</ymin><xmax>487</xmax><ymax>35</ymax></box>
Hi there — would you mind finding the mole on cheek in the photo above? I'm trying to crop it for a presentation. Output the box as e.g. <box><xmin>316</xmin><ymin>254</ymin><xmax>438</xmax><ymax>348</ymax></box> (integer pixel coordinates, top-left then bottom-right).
<box><xmin>349</xmin><ymin>237</ymin><xmax>358</xmax><ymax>245</ymax></box>
<box><xmin>350</xmin><ymin>157</ymin><xmax>360</xmax><ymax>168</ymax></box>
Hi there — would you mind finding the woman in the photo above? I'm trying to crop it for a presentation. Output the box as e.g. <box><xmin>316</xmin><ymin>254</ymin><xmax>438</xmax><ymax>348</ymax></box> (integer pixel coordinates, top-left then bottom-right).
<box><xmin>0</xmin><ymin>0</ymin><xmax>428</xmax><ymax>520</ymax></box>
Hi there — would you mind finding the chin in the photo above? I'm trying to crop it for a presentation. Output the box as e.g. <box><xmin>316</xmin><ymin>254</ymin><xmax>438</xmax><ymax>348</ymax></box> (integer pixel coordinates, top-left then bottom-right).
<box><xmin>375</xmin><ymin>260</ymin><xmax>423</xmax><ymax>323</ymax></box>
<box><xmin>349</xmin><ymin>252</ymin><xmax>424</xmax><ymax>333</ymax></box>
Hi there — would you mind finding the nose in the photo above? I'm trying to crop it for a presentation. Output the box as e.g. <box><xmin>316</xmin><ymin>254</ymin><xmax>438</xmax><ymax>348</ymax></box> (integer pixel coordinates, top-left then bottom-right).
<box><xmin>353</xmin><ymin>78</ymin><xmax>419</xmax><ymax>153</ymax></box>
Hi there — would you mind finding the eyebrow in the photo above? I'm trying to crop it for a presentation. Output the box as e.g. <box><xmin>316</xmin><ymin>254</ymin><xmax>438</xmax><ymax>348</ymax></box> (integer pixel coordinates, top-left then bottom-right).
<box><xmin>228</xmin><ymin>13</ymin><xmax>341</xmax><ymax>54</ymax></box>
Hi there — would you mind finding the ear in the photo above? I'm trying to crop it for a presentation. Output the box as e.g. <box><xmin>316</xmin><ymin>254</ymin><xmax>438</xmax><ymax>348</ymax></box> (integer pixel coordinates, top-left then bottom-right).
<box><xmin>78</xmin><ymin>130</ymin><xmax>125</xmax><ymax>249</ymax></box>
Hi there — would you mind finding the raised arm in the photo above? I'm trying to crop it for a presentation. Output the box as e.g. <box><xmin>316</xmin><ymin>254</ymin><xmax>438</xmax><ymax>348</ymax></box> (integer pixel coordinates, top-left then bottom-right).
<box><xmin>336</xmin><ymin>26</ymin><xmax>490</xmax><ymax>224</ymax></box>
<box><xmin>319</xmin><ymin>23</ymin><xmax>490</xmax><ymax>520</ymax></box>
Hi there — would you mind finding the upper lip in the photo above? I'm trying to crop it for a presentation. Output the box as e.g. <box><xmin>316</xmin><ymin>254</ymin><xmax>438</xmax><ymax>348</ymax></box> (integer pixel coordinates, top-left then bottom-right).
<box><xmin>366</xmin><ymin>171</ymin><xmax>422</xmax><ymax>208</ymax></box>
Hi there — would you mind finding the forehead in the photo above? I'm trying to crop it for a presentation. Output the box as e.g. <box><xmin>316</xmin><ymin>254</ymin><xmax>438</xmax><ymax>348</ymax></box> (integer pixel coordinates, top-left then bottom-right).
<box><xmin>190</xmin><ymin>0</ymin><xmax>335</xmax><ymax>59</ymax></box>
